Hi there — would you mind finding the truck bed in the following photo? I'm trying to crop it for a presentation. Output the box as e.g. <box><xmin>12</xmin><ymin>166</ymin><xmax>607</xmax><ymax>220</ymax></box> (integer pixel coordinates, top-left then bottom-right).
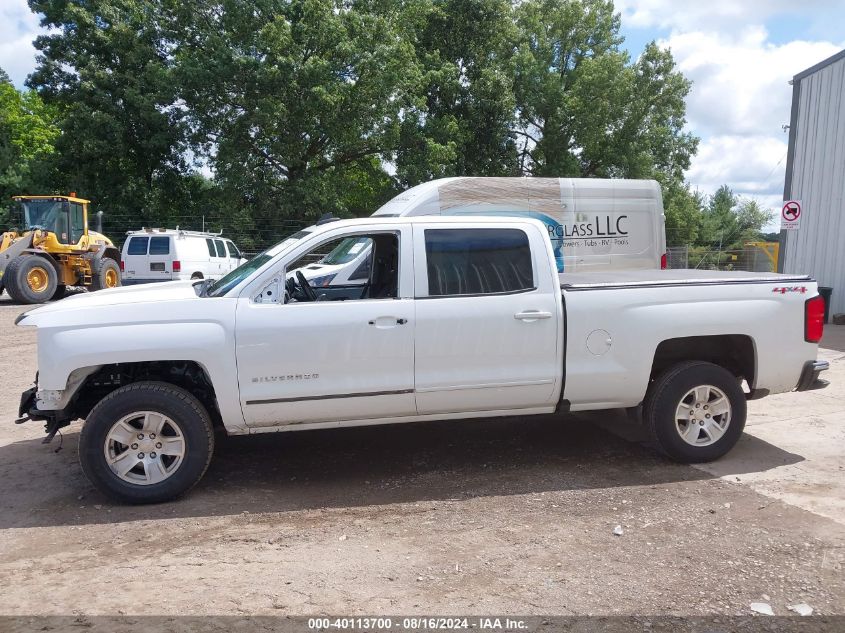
<box><xmin>560</xmin><ymin>269</ymin><xmax>812</xmax><ymax>290</ymax></box>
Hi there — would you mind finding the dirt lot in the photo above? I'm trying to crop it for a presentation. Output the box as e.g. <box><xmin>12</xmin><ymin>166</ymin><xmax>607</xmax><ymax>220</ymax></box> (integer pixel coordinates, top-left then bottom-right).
<box><xmin>0</xmin><ymin>296</ymin><xmax>843</xmax><ymax>617</ymax></box>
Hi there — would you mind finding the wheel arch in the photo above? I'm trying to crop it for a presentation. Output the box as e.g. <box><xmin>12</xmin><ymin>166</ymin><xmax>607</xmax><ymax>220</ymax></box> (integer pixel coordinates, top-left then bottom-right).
<box><xmin>21</xmin><ymin>250</ymin><xmax>62</xmax><ymax>277</ymax></box>
<box><xmin>650</xmin><ymin>334</ymin><xmax>757</xmax><ymax>388</ymax></box>
<box><xmin>68</xmin><ymin>360</ymin><xmax>224</xmax><ymax>430</ymax></box>
<box><xmin>102</xmin><ymin>246</ymin><xmax>121</xmax><ymax>263</ymax></box>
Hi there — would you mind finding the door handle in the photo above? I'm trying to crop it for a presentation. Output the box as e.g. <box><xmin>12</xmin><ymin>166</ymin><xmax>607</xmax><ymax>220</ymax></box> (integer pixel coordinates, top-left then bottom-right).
<box><xmin>514</xmin><ymin>310</ymin><xmax>552</xmax><ymax>321</ymax></box>
<box><xmin>368</xmin><ymin>317</ymin><xmax>408</xmax><ymax>327</ymax></box>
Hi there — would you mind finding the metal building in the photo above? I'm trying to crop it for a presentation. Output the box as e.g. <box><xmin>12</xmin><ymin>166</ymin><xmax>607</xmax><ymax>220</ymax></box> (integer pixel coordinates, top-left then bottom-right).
<box><xmin>779</xmin><ymin>49</ymin><xmax>845</xmax><ymax>319</ymax></box>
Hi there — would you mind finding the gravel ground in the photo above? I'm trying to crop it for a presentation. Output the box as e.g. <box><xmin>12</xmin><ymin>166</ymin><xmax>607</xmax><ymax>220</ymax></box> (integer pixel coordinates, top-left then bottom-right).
<box><xmin>0</xmin><ymin>295</ymin><xmax>843</xmax><ymax>618</ymax></box>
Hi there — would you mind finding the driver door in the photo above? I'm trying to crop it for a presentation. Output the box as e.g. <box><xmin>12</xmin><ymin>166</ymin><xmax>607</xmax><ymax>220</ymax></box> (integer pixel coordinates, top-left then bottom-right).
<box><xmin>235</xmin><ymin>226</ymin><xmax>416</xmax><ymax>427</ymax></box>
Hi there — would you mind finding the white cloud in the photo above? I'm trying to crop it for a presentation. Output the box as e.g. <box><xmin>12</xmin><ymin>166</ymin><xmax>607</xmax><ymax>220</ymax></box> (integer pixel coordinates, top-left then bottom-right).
<box><xmin>688</xmin><ymin>134</ymin><xmax>787</xmax><ymax>195</ymax></box>
<box><xmin>664</xmin><ymin>27</ymin><xmax>843</xmax><ymax>138</ymax></box>
<box><xmin>0</xmin><ymin>0</ymin><xmax>41</xmax><ymax>87</ymax></box>
<box><xmin>616</xmin><ymin>1</ymin><xmax>845</xmax><ymax>234</ymax></box>
<box><xmin>616</xmin><ymin>0</ymin><xmax>832</xmax><ymax>32</ymax></box>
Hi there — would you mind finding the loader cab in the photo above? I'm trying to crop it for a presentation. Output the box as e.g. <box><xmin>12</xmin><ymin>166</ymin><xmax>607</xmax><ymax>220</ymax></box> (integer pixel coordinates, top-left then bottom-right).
<box><xmin>13</xmin><ymin>195</ymin><xmax>88</xmax><ymax>246</ymax></box>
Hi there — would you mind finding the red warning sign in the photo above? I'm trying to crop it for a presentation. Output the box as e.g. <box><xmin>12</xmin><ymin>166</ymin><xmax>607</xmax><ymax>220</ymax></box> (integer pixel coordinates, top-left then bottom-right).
<box><xmin>781</xmin><ymin>200</ymin><xmax>802</xmax><ymax>230</ymax></box>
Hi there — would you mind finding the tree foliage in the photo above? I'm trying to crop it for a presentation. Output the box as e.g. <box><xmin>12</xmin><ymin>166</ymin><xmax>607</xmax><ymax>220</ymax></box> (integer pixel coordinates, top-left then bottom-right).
<box><xmin>20</xmin><ymin>0</ymin><xmax>708</xmax><ymax>251</ymax></box>
<box><xmin>28</xmin><ymin>0</ymin><xmax>190</xmax><ymax>230</ymax></box>
<box><xmin>699</xmin><ymin>185</ymin><xmax>772</xmax><ymax>248</ymax></box>
<box><xmin>394</xmin><ymin>0</ymin><xmax>519</xmax><ymax>185</ymax></box>
<box><xmin>512</xmin><ymin>0</ymin><xmax>697</xmax><ymax>180</ymax></box>
<box><xmin>0</xmin><ymin>69</ymin><xmax>60</xmax><ymax>225</ymax></box>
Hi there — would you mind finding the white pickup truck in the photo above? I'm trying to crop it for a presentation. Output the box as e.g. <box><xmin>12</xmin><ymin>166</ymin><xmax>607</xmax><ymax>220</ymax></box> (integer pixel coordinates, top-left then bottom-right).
<box><xmin>16</xmin><ymin>216</ymin><xmax>829</xmax><ymax>503</ymax></box>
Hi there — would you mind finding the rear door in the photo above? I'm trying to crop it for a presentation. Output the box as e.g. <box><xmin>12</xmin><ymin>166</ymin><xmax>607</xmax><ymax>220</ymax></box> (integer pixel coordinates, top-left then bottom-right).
<box><xmin>225</xmin><ymin>240</ymin><xmax>242</xmax><ymax>272</ymax></box>
<box><xmin>214</xmin><ymin>239</ymin><xmax>227</xmax><ymax>277</ymax></box>
<box><xmin>121</xmin><ymin>235</ymin><xmax>149</xmax><ymax>281</ymax></box>
<box><xmin>412</xmin><ymin>223</ymin><xmax>561</xmax><ymax>415</ymax></box>
<box><xmin>204</xmin><ymin>238</ymin><xmax>221</xmax><ymax>277</ymax></box>
<box><xmin>147</xmin><ymin>235</ymin><xmax>174</xmax><ymax>280</ymax></box>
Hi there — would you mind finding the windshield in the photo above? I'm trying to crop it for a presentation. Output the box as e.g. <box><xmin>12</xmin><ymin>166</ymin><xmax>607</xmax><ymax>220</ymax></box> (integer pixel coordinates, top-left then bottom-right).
<box><xmin>204</xmin><ymin>228</ymin><xmax>315</xmax><ymax>297</ymax></box>
<box><xmin>206</xmin><ymin>253</ymin><xmax>272</xmax><ymax>297</ymax></box>
<box><xmin>21</xmin><ymin>200</ymin><xmax>65</xmax><ymax>231</ymax></box>
<box><xmin>321</xmin><ymin>237</ymin><xmax>371</xmax><ymax>265</ymax></box>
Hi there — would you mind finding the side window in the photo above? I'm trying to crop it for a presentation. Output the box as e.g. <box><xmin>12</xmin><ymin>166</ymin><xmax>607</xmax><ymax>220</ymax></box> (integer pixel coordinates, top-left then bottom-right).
<box><xmin>282</xmin><ymin>233</ymin><xmax>397</xmax><ymax>302</ymax></box>
<box><xmin>69</xmin><ymin>203</ymin><xmax>85</xmax><ymax>243</ymax></box>
<box><xmin>424</xmin><ymin>228</ymin><xmax>533</xmax><ymax>297</ymax></box>
<box><xmin>348</xmin><ymin>255</ymin><xmax>372</xmax><ymax>281</ymax></box>
<box><xmin>214</xmin><ymin>239</ymin><xmax>226</xmax><ymax>258</ymax></box>
<box><xmin>126</xmin><ymin>236</ymin><xmax>149</xmax><ymax>255</ymax></box>
<box><xmin>206</xmin><ymin>238</ymin><xmax>216</xmax><ymax>257</ymax></box>
<box><xmin>226</xmin><ymin>241</ymin><xmax>241</xmax><ymax>259</ymax></box>
<box><xmin>149</xmin><ymin>236</ymin><xmax>170</xmax><ymax>255</ymax></box>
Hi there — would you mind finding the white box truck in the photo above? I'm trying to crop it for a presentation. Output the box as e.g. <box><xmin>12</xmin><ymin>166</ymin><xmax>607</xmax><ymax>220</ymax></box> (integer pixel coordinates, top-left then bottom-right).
<box><xmin>296</xmin><ymin>178</ymin><xmax>667</xmax><ymax>288</ymax></box>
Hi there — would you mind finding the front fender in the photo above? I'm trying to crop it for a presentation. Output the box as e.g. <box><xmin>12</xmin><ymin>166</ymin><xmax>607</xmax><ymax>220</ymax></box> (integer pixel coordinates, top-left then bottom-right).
<box><xmin>35</xmin><ymin>321</ymin><xmax>244</xmax><ymax>431</ymax></box>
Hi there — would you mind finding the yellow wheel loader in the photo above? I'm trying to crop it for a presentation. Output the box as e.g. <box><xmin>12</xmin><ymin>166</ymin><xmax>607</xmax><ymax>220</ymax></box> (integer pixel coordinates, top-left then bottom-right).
<box><xmin>0</xmin><ymin>195</ymin><xmax>122</xmax><ymax>304</ymax></box>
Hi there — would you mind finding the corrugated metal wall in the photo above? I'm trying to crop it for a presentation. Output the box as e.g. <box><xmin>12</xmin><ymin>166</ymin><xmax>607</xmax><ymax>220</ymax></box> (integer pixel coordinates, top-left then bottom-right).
<box><xmin>782</xmin><ymin>54</ymin><xmax>845</xmax><ymax>316</ymax></box>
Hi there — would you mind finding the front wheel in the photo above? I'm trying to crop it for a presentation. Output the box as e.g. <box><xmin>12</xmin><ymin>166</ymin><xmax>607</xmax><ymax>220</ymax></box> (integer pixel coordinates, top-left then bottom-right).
<box><xmin>4</xmin><ymin>255</ymin><xmax>58</xmax><ymax>304</ymax></box>
<box><xmin>90</xmin><ymin>258</ymin><xmax>121</xmax><ymax>291</ymax></box>
<box><xmin>644</xmin><ymin>361</ymin><xmax>746</xmax><ymax>463</ymax></box>
<box><xmin>79</xmin><ymin>382</ymin><xmax>215</xmax><ymax>504</ymax></box>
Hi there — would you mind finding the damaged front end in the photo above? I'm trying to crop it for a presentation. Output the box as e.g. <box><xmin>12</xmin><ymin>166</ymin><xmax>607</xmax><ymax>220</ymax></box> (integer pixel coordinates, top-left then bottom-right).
<box><xmin>16</xmin><ymin>376</ymin><xmax>76</xmax><ymax>444</ymax></box>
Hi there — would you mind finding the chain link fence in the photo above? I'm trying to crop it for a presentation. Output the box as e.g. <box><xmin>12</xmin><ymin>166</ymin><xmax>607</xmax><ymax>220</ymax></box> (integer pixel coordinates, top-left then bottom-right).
<box><xmin>665</xmin><ymin>243</ymin><xmax>779</xmax><ymax>273</ymax></box>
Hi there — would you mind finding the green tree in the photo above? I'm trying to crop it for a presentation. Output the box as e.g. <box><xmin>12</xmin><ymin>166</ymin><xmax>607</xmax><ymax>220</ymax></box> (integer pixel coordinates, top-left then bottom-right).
<box><xmin>28</xmin><ymin>0</ymin><xmax>192</xmax><ymax>227</ymax></box>
<box><xmin>733</xmin><ymin>198</ymin><xmax>773</xmax><ymax>245</ymax></box>
<box><xmin>0</xmin><ymin>69</ymin><xmax>60</xmax><ymax>226</ymax></box>
<box><xmin>658</xmin><ymin>174</ymin><xmax>703</xmax><ymax>247</ymax></box>
<box><xmin>699</xmin><ymin>184</ymin><xmax>737</xmax><ymax>247</ymax></box>
<box><xmin>395</xmin><ymin>0</ymin><xmax>519</xmax><ymax>185</ymax></box>
<box><xmin>170</xmin><ymin>0</ymin><xmax>417</xmax><ymax>225</ymax></box>
<box><xmin>512</xmin><ymin>0</ymin><xmax>697</xmax><ymax>180</ymax></box>
<box><xmin>699</xmin><ymin>185</ymin><xmax>772</xmax><ymax>248</ymax></box>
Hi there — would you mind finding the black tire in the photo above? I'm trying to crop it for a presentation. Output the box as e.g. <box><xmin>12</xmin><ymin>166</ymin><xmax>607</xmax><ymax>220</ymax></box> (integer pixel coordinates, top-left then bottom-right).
<box><xmin>644</xmin><ymin>361</ymin><xmax>746</xmax><ymax>463</ymax></box>
<box><xmin>51</xmin><ymin>284</ymin><xmax>67</xmax><ymax>301</ymax></box>
<box><xmin>4</xmin><ymin>255</ymin><xmax>58</xmax><ymax>304</ymax></box>
<box><xmin>90</xmin><ymin>257</ymin><xmax>121</xmax><ymax>291</ymax></box>
<box><xmin>191</xmin><ymin>272</ymin><xmax>204</xmax><ymax>280</ymax></box>
<box><xmin>79</xmin><ymin>381</ymin><xmax>215</xmax><ymax>504</ymax></box>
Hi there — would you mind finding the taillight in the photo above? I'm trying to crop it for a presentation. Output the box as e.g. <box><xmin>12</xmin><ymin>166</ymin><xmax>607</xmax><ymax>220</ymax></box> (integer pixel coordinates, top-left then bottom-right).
<box><xmin>805</xmin><ymin>295</ymin><xmax>825</xmax><ymax>343</ymax></box>
<box><xmin>172</xmin><ymin>260</ymin><xmax>181</xmax><ymax>273</ymax></box>
<box><xmin>119</xmin><ymin>260</ymin><xmax>125</xmax><ymax>272</ymax></box>
<box><xmin>660</xmin><ymin>252</ymin><xmax>668</xmax><ymax>269</ymax></box>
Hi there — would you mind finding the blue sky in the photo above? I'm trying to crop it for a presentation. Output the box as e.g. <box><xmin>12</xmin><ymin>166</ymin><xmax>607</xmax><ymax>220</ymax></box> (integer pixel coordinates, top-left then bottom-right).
<box><xmin>3</xmin><ymin>0</ymin><xmax>845</xmax><ymax>231</ymax></box>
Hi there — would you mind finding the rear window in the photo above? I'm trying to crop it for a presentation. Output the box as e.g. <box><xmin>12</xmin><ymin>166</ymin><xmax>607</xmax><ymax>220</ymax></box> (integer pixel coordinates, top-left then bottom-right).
<box><xmin>206</xmin><ymin>238</ymin><xmax>216</xmax><ymax>257</ymax></box>
<box><xmin>214</xmin><ymin>240</ymin><xmax>226</xmax><ymax>258</ymax></box>
<box><xmin>126</xmin><ymin>236</ymin><xmax>149</xmax><ymax>255</ymax></box>
<box><xmin>424</xmin><ymin>228</ymin><xmax>534</xmax><ymax>296</ymax></box>
<box><xmin>149</xmin><ymin>236</ymin><xmax>170</xmax><ymax>255</ymax></box>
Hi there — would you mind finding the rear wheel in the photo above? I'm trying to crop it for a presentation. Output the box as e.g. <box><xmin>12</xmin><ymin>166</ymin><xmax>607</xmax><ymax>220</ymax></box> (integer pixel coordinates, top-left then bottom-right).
<box><xmin>644</xmin><ymin>361</ymin><xmax>746</xmax><ymax>463</ymax></box>
<box><xmin>79</xmin><ymin>382</ymin><xmax>215</xmax><ymax>504</ymax></box>
<box><xmin>90</xmin><ymin>258</ymin><xmax>121</xmax><ymax>291</ymax></box>
<box><xmin>4</xmin><ymin>255</ymin><xmax>58</xmax><ymax>304</ymax></box>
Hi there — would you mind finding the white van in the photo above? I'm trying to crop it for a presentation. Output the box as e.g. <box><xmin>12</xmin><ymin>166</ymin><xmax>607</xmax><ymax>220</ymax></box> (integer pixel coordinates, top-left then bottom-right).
<box><xmin>294</xmin><ymin>177</ymin><xmax>667</xmax><ymax>287</ymax></box>
<box><xmin>121</xmin><ymin>229</ymin><xmax>247</xmax><ymax>285</ymax></box>
<box><xmin>373</xmin><ymin>177</ymin><xmax>667</xmax><ymax>272</ymax></box>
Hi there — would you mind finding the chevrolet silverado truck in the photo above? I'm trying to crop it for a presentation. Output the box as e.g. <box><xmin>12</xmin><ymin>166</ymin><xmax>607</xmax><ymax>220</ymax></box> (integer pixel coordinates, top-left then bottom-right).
<box><xmin>15</xmin><ymin>216</ymin><xmax>829</xmax><ymax>503</ymax></box>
